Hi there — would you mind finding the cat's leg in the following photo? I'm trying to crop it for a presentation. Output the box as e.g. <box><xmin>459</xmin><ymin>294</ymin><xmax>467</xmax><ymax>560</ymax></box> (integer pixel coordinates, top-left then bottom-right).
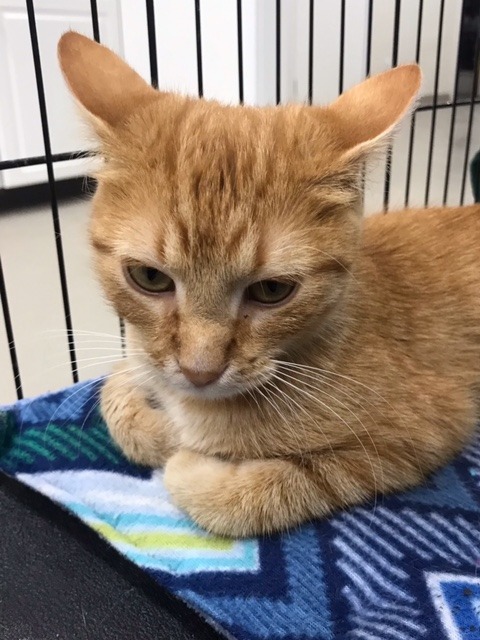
<box><xmin>164</xmin><ymin>448</ymin><xmax>384</xmax><ymax>537</ymax></box>
<box><xmin>101</xmin><ymin>361</ymin><xmax>177</xmax><ymax>467</ymax></box>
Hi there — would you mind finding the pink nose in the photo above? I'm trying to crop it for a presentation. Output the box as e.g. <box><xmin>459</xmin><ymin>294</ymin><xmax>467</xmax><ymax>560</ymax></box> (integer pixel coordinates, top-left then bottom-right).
<box><xmin>180</xmin><ymin>365</ymin><xmax>226</xmax><ymax>387</ymax></box>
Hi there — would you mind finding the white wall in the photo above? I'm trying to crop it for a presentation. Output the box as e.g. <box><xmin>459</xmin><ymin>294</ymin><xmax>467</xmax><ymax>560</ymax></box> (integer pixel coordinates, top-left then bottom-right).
<box><xmin>120</xmin><ymin>0</ymin><xmax>258</xmax><ymax>105</ymax></box>
<box><xmin>278</xmin><ymin>0</ymin><xmax>463</xmax><ymax>106</ymax></box>
<box><xmin>370</xmin><ymin>0</ymin><xmax>462</xmax><ymax>99</ymax></box>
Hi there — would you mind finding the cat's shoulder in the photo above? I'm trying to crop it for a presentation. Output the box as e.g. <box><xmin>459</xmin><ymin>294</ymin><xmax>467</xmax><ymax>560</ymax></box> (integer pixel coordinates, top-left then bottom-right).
<box><xmin>364</xmin><ymin>204</ymin><xmax>480</xmax><ymax>241</ymax></box>
<box><xmin>365</xmin><ymin>204</ymin><xmax>480</xmax><ymax>229</ymax></box>
<box><xmin>361</xmin><ymin>204</ymin><xmax>480</xmax><ymax>270</ymax></box>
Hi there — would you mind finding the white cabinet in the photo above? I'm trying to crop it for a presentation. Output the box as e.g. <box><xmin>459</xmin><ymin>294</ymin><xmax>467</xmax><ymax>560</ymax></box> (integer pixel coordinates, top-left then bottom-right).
<box><xmin>0</xmin><ymin>0</ymin><xmax>122</xmax><ymax>188</ymax></box>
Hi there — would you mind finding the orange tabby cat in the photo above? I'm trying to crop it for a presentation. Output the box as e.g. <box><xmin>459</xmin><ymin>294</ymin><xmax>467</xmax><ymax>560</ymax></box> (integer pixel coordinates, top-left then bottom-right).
<box><xmin>58</xmin><ymin>32</ymin><xmax>480</xmax><ymax>537</ymax></box>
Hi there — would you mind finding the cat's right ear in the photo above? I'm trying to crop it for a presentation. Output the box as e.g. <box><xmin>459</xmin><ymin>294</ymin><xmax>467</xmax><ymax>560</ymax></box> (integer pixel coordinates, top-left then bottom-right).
<box><xmin>57</xmin><ymin>31</ymin><xmax>157</xmax><ymax>131</ymax></box>
<box><xmin>328</xmin><ymin>64</ymin><xmax>422</xmax><ymax>161</ymax></box>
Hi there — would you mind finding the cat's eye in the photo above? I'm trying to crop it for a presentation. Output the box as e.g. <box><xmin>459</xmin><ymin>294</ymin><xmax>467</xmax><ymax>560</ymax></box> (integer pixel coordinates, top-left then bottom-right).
<box><xmin>126</xmin><ymin>265</ymin><xmax>175</xmax><ymax>294</ymax></box>
<box><xmin>246</xmin><ymin>280</ymin><xmax>296</xmax><ymax>305</ymax></box>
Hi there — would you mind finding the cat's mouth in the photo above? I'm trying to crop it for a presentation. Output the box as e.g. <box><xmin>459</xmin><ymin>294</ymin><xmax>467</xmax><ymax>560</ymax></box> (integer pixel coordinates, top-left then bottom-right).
<box><xmin>169</xmin><ymin>367</ymin><xmax>268</xmax><ymax>401</ymax></box>
<box><xmin>138</xmin><ymin>351</ymin><xmax>275</xmax><ymax>401</ymax></box>
<box><xmin>175</xmin><ymin>380</ymin><xmax>244</xmax><ymax>400</ymax></box>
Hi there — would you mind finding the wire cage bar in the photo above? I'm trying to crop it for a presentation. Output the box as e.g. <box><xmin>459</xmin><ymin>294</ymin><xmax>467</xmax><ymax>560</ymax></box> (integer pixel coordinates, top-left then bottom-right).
<box><xmin>0</xmin><ymin>256</ymin><xmax>22</xmax><ymax>399</ymax></box>
<box><xmin>382</xmin><ymin>0</ymin><xmax>401</xmax><ymax>212</ymax></box>
<box><xmin>0</xmin><ymin>0</ymin><xmax>479</xmax><ymax>402</ymax></box>
<box><xmin>404</xmin><ymin>0</ymin><xmax>425</xmax><ymax>207</ymax></box>
<box><xmin>25</xmin><ymin>0</ymin><xmax>79</xmax><ymax>384</ymax></box>
<box><xmin>237</xmin><ymin>0</ymin><xmax>244</xmax><ymax>105</ymax></box>
<box><xmin>194</xmin><ymin>0</ymin><xmax>204</xmax><ymax>98</ymax></box>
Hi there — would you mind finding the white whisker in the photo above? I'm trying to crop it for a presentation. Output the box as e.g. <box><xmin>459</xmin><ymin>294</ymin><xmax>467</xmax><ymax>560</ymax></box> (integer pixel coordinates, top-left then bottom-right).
<box><xmin>263</xmin><ymin>379</ymin><xmax>321</xmax><ymax>465</ymax></box>
<box><xmin>41</xmin><ymin>329</ymin><xmax>124</xmax><ymax>339</ymax></box>
<box><xmin>273</xmin><ymin>366</ymin><xmax>382</xmax><ymax>508</ymax></box>
<box><xmin>272</xmin><ymin>358</ymin><xmax>423</xmax><ymax>481</ymax></box>
<box><xmin>77</xmin><ymin>366</ymin><xmax>153</xmax><ymax>438</ymax></box>
<box><xmin>268</xmin><ymin>369</ymin><xmax>379</xmax><ymax>505</ymax></box>
<box><xmin>272</xmin><ymin>360</ymin><xmax>388</xmax><ymax>403</ymax></box>
<box><xmin>42</xmin><ymin>356</ymin><xmax>127</xmax><ymax>375</ymax></box>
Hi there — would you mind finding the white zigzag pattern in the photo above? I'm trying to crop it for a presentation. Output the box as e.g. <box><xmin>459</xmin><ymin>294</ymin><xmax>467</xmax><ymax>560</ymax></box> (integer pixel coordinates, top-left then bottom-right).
<box><xmin>333</xmin><ymin>493</ymin><xmax>480</xmax><ymax>640</ymax></box>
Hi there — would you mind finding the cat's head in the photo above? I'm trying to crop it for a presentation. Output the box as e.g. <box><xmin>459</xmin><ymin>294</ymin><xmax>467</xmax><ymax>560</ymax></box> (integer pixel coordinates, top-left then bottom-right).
<box><xmin>58</xmin><ymin>32</ymin><xmax>420</xmax><ymax>400</ymax></box>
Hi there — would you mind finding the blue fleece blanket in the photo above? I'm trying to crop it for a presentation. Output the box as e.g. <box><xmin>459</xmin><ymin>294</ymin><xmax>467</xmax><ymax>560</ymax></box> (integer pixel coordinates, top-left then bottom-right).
<box><xmin>1</xmin><ymin>378</ymin><xmax>480</xmax><ymax>640</ymax></box>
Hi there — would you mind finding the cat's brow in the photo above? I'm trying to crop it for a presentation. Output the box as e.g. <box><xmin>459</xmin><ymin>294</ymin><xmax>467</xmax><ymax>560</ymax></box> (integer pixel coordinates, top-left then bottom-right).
<box><xmin>91</xmin><ymin>237</ymin><xmax>113</xmax><ymax>254</ymax></box>
<box><xmin>256</xmin><ymin>258</ymin><xmax>351</xmax><ymax>280</ymax></box>
<box><xmin>113</xmin><ymin>224</ymin><xmax>167</xmax><ymax>266</ymax></box>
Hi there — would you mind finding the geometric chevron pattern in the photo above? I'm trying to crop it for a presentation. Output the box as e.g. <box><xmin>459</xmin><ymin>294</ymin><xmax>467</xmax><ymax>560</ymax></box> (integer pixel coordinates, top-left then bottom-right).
<box><xmin>181</xmin><ymin>526</ymin><xmax>333</xmax><ymax>639</ymax></box>
<box><xmin>2</xmin><ymin>378</ymin><xmax>480</xmax><ymax>640</ymax></box>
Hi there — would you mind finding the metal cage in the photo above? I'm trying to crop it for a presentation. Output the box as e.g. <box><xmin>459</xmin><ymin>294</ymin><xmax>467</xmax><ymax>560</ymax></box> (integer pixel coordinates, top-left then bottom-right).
<box><xmin>1</xmin><ymin>0</ymin><xmax>479</xmax><ymax>402</ymax></box>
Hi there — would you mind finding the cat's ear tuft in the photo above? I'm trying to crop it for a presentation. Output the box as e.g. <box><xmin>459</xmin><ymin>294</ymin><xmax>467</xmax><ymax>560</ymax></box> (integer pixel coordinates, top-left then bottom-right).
<box><xmin>329</xmin><ymin>64</ymin><xmax>422</xmax><ymax>160</ymax></box>
<box><xmin>57</xmin><ymin>31</ymin><xmax>157</xmax><ymax>129</ymax></box>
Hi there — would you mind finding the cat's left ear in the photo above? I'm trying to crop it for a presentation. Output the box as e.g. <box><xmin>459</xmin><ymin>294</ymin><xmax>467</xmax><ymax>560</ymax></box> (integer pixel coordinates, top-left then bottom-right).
<box><xmin>328</xmin><ymin>64</ymin><xmax>421</xmax><ymax>160</ymax></box>
<box><xmin>57</xmin><ymin>31</ymin><xmax>158</xmax><ymax>132</ymax></box>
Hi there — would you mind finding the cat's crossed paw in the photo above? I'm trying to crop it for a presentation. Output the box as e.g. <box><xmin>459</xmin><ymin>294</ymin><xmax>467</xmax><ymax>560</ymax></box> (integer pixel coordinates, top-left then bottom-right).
<box><xmin>164</xmin><ymin>449</ymin><xmax>317</xmax><ymax>538</ymax></box>
<box><xmin>164</xmin><ymin>450</ymin><xmax>244</xmax><ymax>536</ymax></box>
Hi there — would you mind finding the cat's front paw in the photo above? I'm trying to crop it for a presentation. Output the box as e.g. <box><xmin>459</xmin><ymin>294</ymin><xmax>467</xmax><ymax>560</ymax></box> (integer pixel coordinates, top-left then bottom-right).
<box><xmin>164</xmin><ymin>449</ymin><xmax>318</xmax><ymax>537</ymax></box>
<box><xmin>164</xmin><ymin>450</ymin><xmax>246</xmax><ymax>536</ymax></box>
<box><xmin>101</xmin><ymin>362</ymin><xmax>177</xmax><ymax>468</ymax></box>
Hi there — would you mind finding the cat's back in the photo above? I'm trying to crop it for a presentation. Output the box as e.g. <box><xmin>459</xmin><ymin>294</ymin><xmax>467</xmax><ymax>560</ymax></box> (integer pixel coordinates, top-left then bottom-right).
<box><xmin>363</xmin><ymin>204</ymin><xmax>480</xmax><ymax>259</ymax></box>
<box><xmin>357</xmin><ymin>204</ymin><xmax>480</xmax><ymax>378</ymax></box>
<box><xmin>362</xmin><ymin>204</ymin><xmax>480</xmax><ymax>290</ymax></box>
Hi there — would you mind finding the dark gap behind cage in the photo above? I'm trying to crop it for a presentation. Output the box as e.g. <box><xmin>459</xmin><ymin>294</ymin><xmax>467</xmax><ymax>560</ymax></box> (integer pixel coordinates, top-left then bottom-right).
<box><xmin>460</xmin><ymin>34</ymin><xmax>480</xmax><ymax>205</ymax></box>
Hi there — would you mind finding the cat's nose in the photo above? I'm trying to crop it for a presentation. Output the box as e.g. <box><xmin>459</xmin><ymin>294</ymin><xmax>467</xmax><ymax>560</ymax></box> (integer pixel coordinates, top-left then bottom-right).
<box><xmin>179</xmin><ymin>365</ymin><xmax>226</xmax><ymax>387</ymax></box>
